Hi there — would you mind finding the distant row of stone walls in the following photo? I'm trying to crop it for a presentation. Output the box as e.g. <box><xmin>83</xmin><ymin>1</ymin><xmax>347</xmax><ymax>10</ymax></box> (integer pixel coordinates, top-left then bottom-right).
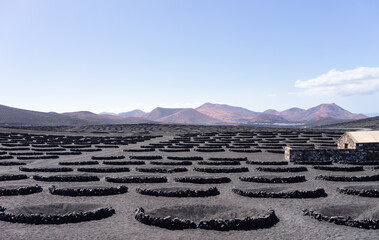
<box><xmin>285</xmin><ymin>147</ymin><xmax>379</xmax><ymax>163</ymax></box>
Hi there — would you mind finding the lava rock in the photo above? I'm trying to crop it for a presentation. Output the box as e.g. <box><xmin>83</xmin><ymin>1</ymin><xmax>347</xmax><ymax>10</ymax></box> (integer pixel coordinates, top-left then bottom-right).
<box><xmin>232</xmin><ymin>188</ymin><xmax>327</xmax><ymax>198</ymax></box>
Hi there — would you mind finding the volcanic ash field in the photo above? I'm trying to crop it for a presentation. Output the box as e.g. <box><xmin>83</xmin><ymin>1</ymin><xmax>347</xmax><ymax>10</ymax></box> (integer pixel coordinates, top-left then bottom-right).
<box><xmin>0</xmin><ymin>124</ymin><xmax>377</xmax><ymax>240</ymax></box>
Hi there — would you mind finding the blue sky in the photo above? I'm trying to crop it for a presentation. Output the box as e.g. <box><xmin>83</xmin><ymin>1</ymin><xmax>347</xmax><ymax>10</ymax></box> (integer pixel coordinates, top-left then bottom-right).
<box><xmin>0</xmin><ymin>0</ymin><xmax>378</xmax><ymax>114</ymax></box>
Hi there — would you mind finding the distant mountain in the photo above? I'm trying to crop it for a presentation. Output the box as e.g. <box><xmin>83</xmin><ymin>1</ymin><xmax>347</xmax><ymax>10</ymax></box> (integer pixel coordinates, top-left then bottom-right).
<box><xmin>195</xmin><ymin>103</ymin><xmax>366</xmax><ymax>125</ymax></box>
<box><xmin>143</xmin><ymin>108</ymin><xmax>184</xmax><ymax>121</ymax></box>
<box><xmin>99</xmin><ymin>110</ymin><xmax>146</xmax><ymax>118</ymax></box>
<box><xmin>196</xmin><ymin>103</ymin><xmax>259</xmax><ymax>123</ymax></box>
<box><xmin>276</xmin><ymin>107</ymin><xmax>307</xmax><ymax>121</ymax></box>
<box><xmin>0</xmin><ymin>103</ymin><xmax>369</xmax><ymax>127</ymax></box>
<box><xmin>62</xmin><ymin>103</ymin><xmax>366</xmax><ymax>126</ymax></box>
<box><xmin>253</xmin><ymin>113</ymin><xmax>288</xmax><ymax>123</ymax></box>
<box><xmin>118</xmin><ymin>110</ymin><xmax>146</xmax><ymax>118</ymax></box>
<box><xmin>63</xmin><ymin>111</ymin><xmax>153</xmax><ymax>124</ymax></box>
<box><xmin>263</xmin><ymin>109</ymin><xmax>280</xmax><ymax>115</ymax></box>
<box><xmin>304</xmin><ymin>116</ymin><xmax>350</xmax><ymax>127</ymax></box>
<box><xmin>197</xmin><ymin>103</ymin><xmax>260</xmax><ymax>115</ymax></box>
<box><xmin>98</xmin><ymin>112</ymin><xmax>118</xmax><ymax>116</ymax></box>
<box><xmin>63</xmin><ymin>111</ymin><xmax>123</xmax><ymax>124</ymax></box>
<box><xmin>156</xmin><ymin>108</ymin><xmax>221</xmax><ymax>125</ymax></box>
<box><xmin>300</xmin><ymin>103</ymin><xmax>366</xmax><ymax>121</ymax></box>
<box><xmin>265</xmin><ymin>104</ymin><xmax>366</xmax><ymax>123</ymax></box>
<box><xmin>0</xmin><ymin>104</ymin><xmax>89</xmax><ymax>126</ymax></box>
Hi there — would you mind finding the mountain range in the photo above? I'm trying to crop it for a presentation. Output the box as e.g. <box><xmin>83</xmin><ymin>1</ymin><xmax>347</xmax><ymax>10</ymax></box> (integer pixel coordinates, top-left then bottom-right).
<box><xmin>0</xmin><ymin>103</ymin><xmax>367</xmax><ymax>127</ymax></box>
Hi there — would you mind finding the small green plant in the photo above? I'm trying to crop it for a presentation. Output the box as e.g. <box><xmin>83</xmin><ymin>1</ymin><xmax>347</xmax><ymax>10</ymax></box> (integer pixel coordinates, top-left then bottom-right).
<box><xmin>363</xmin><ymin>123</ymin><xmax>375</xmax><ymax>128</ymax></box>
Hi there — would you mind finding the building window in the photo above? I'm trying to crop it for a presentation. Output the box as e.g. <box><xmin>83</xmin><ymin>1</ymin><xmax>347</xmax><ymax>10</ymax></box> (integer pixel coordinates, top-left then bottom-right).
<box><xmin>344</xmin><ymin>143</ymin><xmax>348</xmax><ymax>149</ymax></box>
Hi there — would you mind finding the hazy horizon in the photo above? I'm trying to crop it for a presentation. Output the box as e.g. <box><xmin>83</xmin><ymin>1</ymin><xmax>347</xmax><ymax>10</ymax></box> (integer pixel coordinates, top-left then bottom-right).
<box><xmin>1</xmin><ymin>0</ymin><xmax>378</xmax><ymax>114</ymax></box>
<box><xmin>1</xmin><ymin>101</ymin><xmax>374</xmax><ymax>116</ymax></box>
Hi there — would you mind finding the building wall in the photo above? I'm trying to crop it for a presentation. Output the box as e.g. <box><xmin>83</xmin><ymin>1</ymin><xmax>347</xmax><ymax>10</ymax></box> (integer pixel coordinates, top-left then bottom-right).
<box><xmin>337</xmin><ymin>134</ymin><xmax>356</xmax><ymax>149</ymax></box>
<box><xmin>287</xmin><ymin>132</ymin><xmax>379</xmax><ymax>163</ymax></box>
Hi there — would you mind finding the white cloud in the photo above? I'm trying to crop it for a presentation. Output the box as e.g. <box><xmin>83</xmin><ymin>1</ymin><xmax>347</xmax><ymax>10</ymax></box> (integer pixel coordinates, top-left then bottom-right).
<box><xmin>267</xmin><ymin>93</ymin><xmax>277</xmax><ymax>97</ymax></box>
<box><xmin>294</xmin><ymin>67</ymin><xmax>379</xmax><ymax>96</ymax></box>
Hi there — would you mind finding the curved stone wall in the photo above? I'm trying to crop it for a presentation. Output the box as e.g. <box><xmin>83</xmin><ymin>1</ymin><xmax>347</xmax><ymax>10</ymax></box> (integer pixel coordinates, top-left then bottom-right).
<box><xmin>256</xmin><ymin>167</ymin><xmax>308</xmax><ymax>172</ymax></box>
<box><xmin>239</xmin><ymin>175</ymin><xmax>306</xmax><ymax>183</ymax></box>
<box><xmin>194</xmin><ymin>167</ymin><xmax>249</xmax><ymax>173</ymax></box>
<box><xmin>302</xmin><ymin>209</ymin><xmax>378</xmax><ymax>230</ymax></box>
<box><xmin>105</xmin><ymin>176</ymin><xmax>167</xmax><ymax>183</ymax></box>
<box><xmin>315</xmin><ymin>174</ymin><xmax>379</xmax><ymax>182</ymax></box>
<box><xmin>0</xmin><ymin>185</ymin><xmax>43</xmax><ymax>196</ymax></box>
<box><xmin>134</xmin><ymin>207</ymin><xmax>279</xmax><ymax>231</ymax></box>
<box><xmin>175</xmin><ymin>176</ymin><xmax>231</xmax><ymax>184</ymax></box>
<box><xmin>232</xmin><ymin>188</ymin><xmax>327</xmax><ymax>198</ymax></box>
<box><xmin>136</xmin><ymin>187</ymin><xmax>220</xmax><ymax>197</ymax></box>
<box><xmin>33</xmin><ymin>175</ymin><xmax>100</xmax><ymax>182</ymax></box>
<box><xmin>48</xmin><ymin>185</ymin><xmax>128</xmax><ymax>196</ymax></box>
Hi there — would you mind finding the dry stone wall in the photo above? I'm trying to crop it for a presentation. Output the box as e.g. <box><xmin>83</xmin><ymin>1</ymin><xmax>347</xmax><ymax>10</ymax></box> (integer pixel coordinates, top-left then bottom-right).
<box><xmin>285</xmin><ymin>147</ymin><xmax>379</xmax><ymax>163</ymax></box>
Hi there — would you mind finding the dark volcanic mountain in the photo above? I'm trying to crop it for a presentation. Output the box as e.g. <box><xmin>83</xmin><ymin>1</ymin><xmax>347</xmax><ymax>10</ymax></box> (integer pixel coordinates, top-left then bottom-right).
<box><xmin>253</xmin><ymin>113</ymin><xmax>288</xmax><ymax>123</ymax></box>
<box><xmin>0</xmin><ymin>104</ymin><xmax>89</xmax><ymax>126</ymax></box>
<box><xmin>63</xmin><ymin>111</ymin><xmax>153</xmax><ymax>124</ymax></box>
<box><xmin>323</xmin><ymin>116</ymin><xmax>379</xmax><ymax>130</ymax></box>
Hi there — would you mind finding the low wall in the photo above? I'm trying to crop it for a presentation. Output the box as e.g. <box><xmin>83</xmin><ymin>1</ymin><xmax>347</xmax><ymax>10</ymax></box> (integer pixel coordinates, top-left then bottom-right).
<box><xmin>284</xmin><ymin>147</ymin><xmax>379</xmax><ymax>163</ymax></box>
<box><xmin>356</xmin><ymin>143</ymin><xmax>379</xmax><ymax>151</ymax></box>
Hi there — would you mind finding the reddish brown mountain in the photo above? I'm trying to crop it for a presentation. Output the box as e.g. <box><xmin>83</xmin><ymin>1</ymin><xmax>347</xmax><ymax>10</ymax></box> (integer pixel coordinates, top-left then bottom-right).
<box><xmin>156</xmin><ymin>108</ymin><xmax>221</xmax><ymax>125</ymax></box>
<box><xmin>276</xmin><ymin>107</ymin><xmax>307</xmax><ymax>121</ymax></box>
<box><xmin>146</xmin><ymin>103</ymin><xmax>366</xmax><ymax>125</ymax></box>
<box><xmin>196</xmin><ymin>103</ymin><xmax>258</xmax><ymax>123</ymax></box>
<box><xmin>299</xmin><ymin>103</ymin><xmax>366</xmax><ymax>121</ymax></box>
<box><xmin>0</xmin><ymin>103</ymin><xmax>368</xmax><ymax>126</ymax></box>
<box><xmin>265</xmin><ymin>103</ymin><xmax>366</xmax><ymax>123</ymax></box>
<box><xmin>143</xmin><ymin>108</ymin><xmax>184</xmax><ymax>121</ymax></box>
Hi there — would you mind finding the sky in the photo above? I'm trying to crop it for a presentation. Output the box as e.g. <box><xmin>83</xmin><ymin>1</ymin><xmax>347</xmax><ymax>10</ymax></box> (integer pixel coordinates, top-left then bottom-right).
<box><xmin>0</xmin><ymin>0</ymin><xmax>378</xmax><ymax>115</ymax></box>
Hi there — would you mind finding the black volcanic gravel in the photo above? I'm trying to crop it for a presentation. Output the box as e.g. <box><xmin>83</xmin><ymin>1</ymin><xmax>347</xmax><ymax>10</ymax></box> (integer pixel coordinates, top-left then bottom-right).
<box><xmin>0</xmin><ymin>126</ymin><xmax>376</xmax><ymax>240</ymax></box>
